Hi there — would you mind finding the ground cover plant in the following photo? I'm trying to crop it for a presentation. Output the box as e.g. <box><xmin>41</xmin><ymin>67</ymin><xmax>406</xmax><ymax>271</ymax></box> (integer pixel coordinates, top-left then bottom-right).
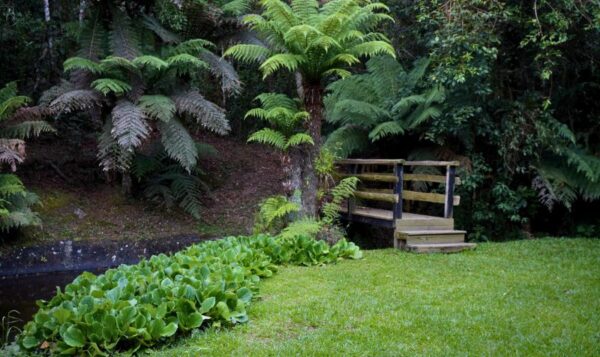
<box><xmin>151</xmin><ymin>238</ymin><xmax>600</xmax><ymax>356</ymax></box>
<box><xmin>16</xmin><ymin>234</ymin><xmax>361</xmax><ymax>355</ymax></box>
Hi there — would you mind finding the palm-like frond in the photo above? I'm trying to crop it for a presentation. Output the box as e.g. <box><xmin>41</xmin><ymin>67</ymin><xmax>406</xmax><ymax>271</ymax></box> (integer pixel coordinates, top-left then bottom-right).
<box><xmin>248</xmin><ymin>128</ymin><xmax>287</xmax><ymax>150</ymax></box>
<box><xmin>97</xmin><ymin>121</ymin><xmax>133</xmax><ymax>172</ymax></box>
<box><xmin>138</xmin><ymin>95</ymin><xmax>175</xmax><ymax>122</ymax></box>
<box><xmin>157</xmin><ymin>118</ymin><xmax>199</xmax><ymax>171</ymax></box>
<box><xmin>1</xmin><ymin>121</ymin><xmax>56</xmax><ymax>139</ymax></box>
<box><xmin>91</xmin><ymin>78</ymin><xmax>132</xmax><ymax>96</ymax></box>
<box><xmin>63</xmin><ymin>57</ymin><xmax>102</xmax><ymax>75</ymax></box>
<box><xmin>110</xmin><ymin>100</ymin><xmax>150</xmax><ymax>150</ymax></box>
<box><xmin>325</xmin><ymin>55</ymin><xmax>442</xmax><ymax>153</ymax></box>
<box><xmin>172</xmin><ymin>91</ymin><xmax>230</xmax><ymax>135</ymax></box>
<box><xmin>226</xmin><ymin>0</ymin><xmax>394</xmax><ymax>82</ymax></box>
<box><xmin>110</xmin><ymin>9</ymin><xmax>141</xmax><ymax>60</ymax></box>
<box><xmin>50</xmin><ymin>89</ymin><xmax>104</xmax><ymax>114</ymax></box>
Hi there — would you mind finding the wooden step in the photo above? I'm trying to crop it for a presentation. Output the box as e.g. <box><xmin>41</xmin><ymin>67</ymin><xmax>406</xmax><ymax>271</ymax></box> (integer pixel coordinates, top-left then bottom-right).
<box><xmin>395</xmin><ymin>230</ymin><xmax>466</xmax><ymax>244</ymax></box>
<box><xmin>404</xmin><ymin>242</ymin><xmax>477</xmax><ymax>253</ymax></box>
<box><xmin>339</xmin><ymin>206</ymin><xmax>394</xmax><ymax>221</ymax></box>
<box><xmin>395</xmin><ymin>214</ymin><xmax>454</xmax><ymax>231</ymax></box>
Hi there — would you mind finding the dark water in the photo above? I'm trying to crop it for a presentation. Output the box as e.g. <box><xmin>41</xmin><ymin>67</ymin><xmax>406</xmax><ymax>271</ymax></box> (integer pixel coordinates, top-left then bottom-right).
<box><xmin>0</xmin><ymin>235</ymin><xmax>212</xmax><ymax>328</ymax></box>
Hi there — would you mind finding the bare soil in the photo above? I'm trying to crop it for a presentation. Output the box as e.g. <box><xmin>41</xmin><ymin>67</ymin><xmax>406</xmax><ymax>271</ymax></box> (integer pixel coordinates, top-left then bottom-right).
<box><xmin>3</xmin><ymin>135</ymin><xmax>284</xmax><ymax>247</ymax></box>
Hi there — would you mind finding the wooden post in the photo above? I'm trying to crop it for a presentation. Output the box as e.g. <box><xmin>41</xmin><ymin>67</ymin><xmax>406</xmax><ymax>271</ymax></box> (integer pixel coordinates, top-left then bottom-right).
<box><xmin>393</xmin><ymin>163</ymin><xmax>403</xmax><ymax>221</ymax></box>
<box><xmin>348</xmin><ymin>164</ymin><xmax>358</xmax><ymax>219</ymax></box>
<box><xmin>444</xmin><ymin>165</ymin><xmax>456</xmax><ymax>218</ymax></box>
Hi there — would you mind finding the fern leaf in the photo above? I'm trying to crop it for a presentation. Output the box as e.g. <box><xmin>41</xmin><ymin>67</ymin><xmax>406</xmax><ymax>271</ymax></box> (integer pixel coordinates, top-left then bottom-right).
<box><xmin>1</xmin><ymin>121</ymin><xmax>56</xmax><ymax>139</ymax></box>
<box><xmin>0</xmin><ymin>95</ymin><xmax>30</xmax><ymax>120</ymax></box>
<box><xmin>91</xmin><ymin>78</ymin><xmax>132</xmax><ymax>96</ymax></box>
<box><xmin>259</xmin><ymin>53</ymin><xmax>306</xmax><ymax>79</ymax></box>
<box><xmin>157</xmin><ymin>118</ymin><xmax>199</xmax><ymax>171</ymax></box>
<box><xmin>368</xmin><ymin>121</ymin><xmax>405</xmax><ymax>141</ymax></box>
<box><xmin>223</xmin><ymin>44</ymin><xmax>271</xmax><ymax>64</ymax></box>
<box><xmin>63</xmin><ymin>57</ymin><xmax>102</xmax><ymax>74</ymax></box>
<box><xmin>110</xmin><ymin>100</ymin><xmax>150</xmax><ymax>150</ymax></box>
<box><xmin>97</xmin><ymin>121</ymin><xmax>133</xmax><ymax>172</ymax></box>
<box><xmin>110</xmin><ymin>9</ymin><xmax>141</xmax><ymax>60</ymax></box>
<box><xmin>142</xmin><ymin>14</ymin><xmax>181</xmax><ymax>44</ymax></box>
<box><xmin>138</xmin><ymin>95</ymin><xmax>175</xmax><ymax>122</ymax></box>
<box><xmin>247</xmin><ymin>128</ymin><xmax>287</xmax><ymax>150</ymax></box>
<box><xmin>172</xmin><ymin>91</ymin><xmax>230</xmax><ymax>135</ymax></box>
<box><xmin>49</xmin><ymin>89</ymin><xmax>103</xmax><ymax>114</ymax></box>
<box><xmin>198</xmin><ymin>50</ymin><xmax>242</xmax><ymax>95</ymax></box>
<box><xmin>285</xmin><ymin>133</ymin><xmax>314</xmax><ymax>148</ymax></box>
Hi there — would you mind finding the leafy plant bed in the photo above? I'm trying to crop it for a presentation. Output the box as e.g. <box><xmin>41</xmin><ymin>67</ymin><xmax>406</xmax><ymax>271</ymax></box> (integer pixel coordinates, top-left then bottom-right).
<box><xmin>0</xmin><ymin>235</ymin><xmax>212</xmax><ymax>328</ymax></box>
<box><xmin>13</xmin><ymin>235</ymin><xmax>361</xmax><ymax>355</ymax></box>
<box><xmin>151</xmin><ymin>238</ymin><xmax>600</xmax><ymax>356</ymax></box>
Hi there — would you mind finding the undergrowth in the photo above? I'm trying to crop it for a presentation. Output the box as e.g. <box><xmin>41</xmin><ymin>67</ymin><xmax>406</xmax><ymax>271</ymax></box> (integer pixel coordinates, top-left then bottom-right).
<box><xmin>16</xmin><ymin>234</ymin><xmax>361</xmax><ymax>355</ymax></box>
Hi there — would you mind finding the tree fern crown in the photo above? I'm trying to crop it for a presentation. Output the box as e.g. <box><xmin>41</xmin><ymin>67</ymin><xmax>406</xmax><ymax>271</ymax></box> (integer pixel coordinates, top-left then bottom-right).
<box><xmin>224</xmin><ymin>0</ymin><xmax>395</xmax><ymax>83</ymax></box>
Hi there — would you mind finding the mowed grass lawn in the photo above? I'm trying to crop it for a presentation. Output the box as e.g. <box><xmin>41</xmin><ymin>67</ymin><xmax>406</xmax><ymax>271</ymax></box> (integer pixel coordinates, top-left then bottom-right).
<box><xmin>151</xmin><ymin>238</ymin><xmax>600</xmax><ymax>356</ymax></box>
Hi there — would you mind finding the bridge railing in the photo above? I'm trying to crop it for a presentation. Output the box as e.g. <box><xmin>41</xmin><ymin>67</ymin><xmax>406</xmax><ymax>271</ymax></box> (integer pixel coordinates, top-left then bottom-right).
<box><xmin>335</xmin><ymin>159</ymin><xmax>461</xmax><ymax>220</ymax></box>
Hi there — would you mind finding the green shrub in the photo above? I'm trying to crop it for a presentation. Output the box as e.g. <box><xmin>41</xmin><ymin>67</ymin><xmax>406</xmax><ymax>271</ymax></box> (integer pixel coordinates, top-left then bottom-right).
<box><xmin>18</xmin><ymin>234</ymin><xmax>361</xmax><ymax>355</ymax></box>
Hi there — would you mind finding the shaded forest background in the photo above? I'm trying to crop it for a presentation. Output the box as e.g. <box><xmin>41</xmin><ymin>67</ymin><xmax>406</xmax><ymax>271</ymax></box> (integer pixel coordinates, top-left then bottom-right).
<box><xmin>1</xmin><ymin>0</ymin><xmax>599</xmax><ymax>241</ymax></box>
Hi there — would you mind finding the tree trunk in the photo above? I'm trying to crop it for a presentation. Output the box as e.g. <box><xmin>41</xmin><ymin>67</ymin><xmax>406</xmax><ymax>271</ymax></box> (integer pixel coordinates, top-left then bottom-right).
<box><xmin>299</xmin><ymin>84</ymin><xmax>324</xmax><ymax>217</ymax></box>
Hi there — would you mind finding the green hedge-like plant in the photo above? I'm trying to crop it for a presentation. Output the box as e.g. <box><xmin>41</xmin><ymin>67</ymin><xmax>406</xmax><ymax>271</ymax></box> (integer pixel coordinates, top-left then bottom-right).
<box><xmin>18</xmin><ymin>234</ymin><xmax>361</xmax><ymax>355</ymax></box>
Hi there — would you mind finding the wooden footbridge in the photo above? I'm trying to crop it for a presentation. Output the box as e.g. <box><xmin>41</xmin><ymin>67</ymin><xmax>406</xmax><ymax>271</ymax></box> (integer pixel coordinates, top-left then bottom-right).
<box><xmin>336</xmin><ymin>159</ymin><xmax>476</xmax><ymax>253</ymax></box>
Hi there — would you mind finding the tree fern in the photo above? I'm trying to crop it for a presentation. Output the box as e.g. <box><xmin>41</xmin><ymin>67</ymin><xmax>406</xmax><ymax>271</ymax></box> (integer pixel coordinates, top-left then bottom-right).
<box><xmin>91</xmin><ymin>78</ymin><xmax>132</xmax><ymax>96</ymax></box>
<box><xmin>111</xmin><ymin>100</ymin><xmax>150</xmax><ymax>150</ymax></box>
<box><xmin>172</xmin><ymin>91</ymin><xmax>229</xmax><ymax>135</ymax></box>
<box><xmin>248</xmin><ymin>128</ymin><xmax>287</xmax><ymax>150</ymax></box>
<box><xmin>322</xmin><ymin>176</ymin><xmax>359</xmax><ymax>225</ymax></box>
<box><xmin>138</xmin><ymin>95</ymin><xmax>175</xmax><ymax>122</ymax></box>
<box><xmin>324</xmin><ymin>56</ymin><xmax>443</xmax><ymax>157</ymax></box>
<box><xmin>157</xmin><ymin>118</ymin><xmax>199</xmax><ymax>172</ymax></box>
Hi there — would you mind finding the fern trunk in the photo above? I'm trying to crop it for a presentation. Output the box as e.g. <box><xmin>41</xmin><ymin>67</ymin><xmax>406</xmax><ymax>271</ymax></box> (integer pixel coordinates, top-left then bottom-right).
<box><xmin>299</xmin><ymin>84</ymin><xmax>324</xmax><ymax>217</ymax></box>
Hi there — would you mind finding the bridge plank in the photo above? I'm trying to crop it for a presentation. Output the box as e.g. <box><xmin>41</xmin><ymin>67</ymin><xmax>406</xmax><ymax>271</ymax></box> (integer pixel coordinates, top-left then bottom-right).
<box><xmin>403</xmin><ymin>190</ymin><xmax>460</xmax><ymax>206</ymax></box>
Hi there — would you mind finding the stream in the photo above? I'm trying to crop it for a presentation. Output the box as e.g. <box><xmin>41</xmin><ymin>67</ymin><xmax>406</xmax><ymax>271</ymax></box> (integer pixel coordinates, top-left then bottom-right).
<box><xmin>0</xmin><ymin>235</ymin><xmax>211</xmax><ymax>329</ymax></box>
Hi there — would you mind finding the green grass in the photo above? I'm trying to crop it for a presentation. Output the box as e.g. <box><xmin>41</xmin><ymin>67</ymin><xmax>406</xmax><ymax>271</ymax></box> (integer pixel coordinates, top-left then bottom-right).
<box><xmin>150</xmin><ymin>238</ymin><xmax>600</xmax><ymax>356</ymax></box>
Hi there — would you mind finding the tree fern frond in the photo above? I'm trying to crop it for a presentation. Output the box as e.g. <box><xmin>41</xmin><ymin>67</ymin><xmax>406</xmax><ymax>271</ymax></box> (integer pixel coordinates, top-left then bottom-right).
<box><xmin>222</xmin><ymin>0</ymin><xmax>251</xmax><ymax>15</ymax></box>
<box><xmin>1</xmin><ymin>121</ymin><xmax>56</xmax><ymax>139</ymax></box>
<box><xmin>97</xmin><ymin>121</ymin><xmax>133</xmax><ymax>172</ymax></box>
<box><xmin>39</xmin><ymin>80</ymin><xmax>75</xmax><ymax>106</ymax></box>
<box><xmin>279</xmin><ymin>217</ymin><xmax>322</xmax><ymax>240</ymax></box>
<box><xmin>172</xmin><ymin>91</ymin><xmax>230</xmax><ymax>135</ymax></box>
<box><xmin>368</xmin><ymin>121</ymin><xmax>404</xmax><ymax>141</ymax></box>
<box><xmin>259</xmin><ymin>53</ymin><xmax>305</xmax><ymax>78</ymax></box>
<box><xmin>49</xmin><ymin>89</ymin><xmax>103</xmax><ymax>114</ymax></box>
<box><xmin>110</xmin><ymin>100</ymin><xmax>150</xmax><ymax>150</ymax></box>
<box><xmin>322</xmin><ymin>176</ymin><xmax>358</xmax><ymax>224</ymax></box>
<box><xmin>285</xmin><ymin>133</ymin><xmax>314</xmax><ymax>148</ymax></box>
<box><xmin>110</xmin><ymin>9</ymin><xmax>141</xmax><ymax>60</ymax></box>
<box><xmin>324</xmin><ymin>125</ymin><xmax>368</xmax><ymax>158</ymax></box>
<box><xmin>142</xmin><ymin>14</ymin><xmax>181</xmax><ymax>44</ymax></box>
<box><xmin>0</xmin><ymin>142</ymin><xmax>24</xmax><ymax>171</ymax></box>
<box><xmin>63</xmin><ymin>57</ymin><xmax>102</xmax><ymax>75</ymax></box>
<box><xmin>132</xmin><ymin>55</ymin><xmax>169</xmax><ymax>71</ymax></box>
<box><xmin>138</xmin><ymin>95</ymin><xmax>175</xmax><ymax>122</ymax></box>
<box><xmin>248</xmin><ymin>128</ymin><xmax>287</xmax><ymax>150</ymax></box>
<box><xmin>171</xmin><ymin>173</ymin><xmax>204</xmax><ymax>219</ymax></box>
<box><xmin>91</xmin><ymin>78</ymin><xmax>132</xmax><ymax>96</ymax></box>
<box><xmin>198</xmin><ymin>50</ymin><xmax>242</xmax><ymax>95</ymax></box>
<box><xmin>157</xmin><ymin>118</ymin><xmax>199</xmax><ymax>171</ymax></box>
<box><xmin>224</xmin><ymin>44</ymin><xmax>271</xmax><ymax>63</ymax></box>
<box><xmin>0</xmin><ymin>96</ymin><xmax>30</xmax><ymax>121</ymax></box>
<box><xmin>349</xmin><ymin>41</ymin><xmax>395</xmax><ymax>59</ymax></box>
<box><xmin>166</xmin><ymin>53</ymin><xmax>210</xmax><ymax>73</ymax></box>
<box><xmin>78</xmin><ymin>9</ymin><xmax>107</xmax><ymax>60</ymax></box>
<box><xmin>173</xmin><ymin>39</ymin><xmax>215</xmax><ymax>55</ymax></box>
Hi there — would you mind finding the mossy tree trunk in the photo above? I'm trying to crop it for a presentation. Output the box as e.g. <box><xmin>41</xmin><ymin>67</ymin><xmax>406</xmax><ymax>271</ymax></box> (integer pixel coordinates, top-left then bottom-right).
<box><xmin>298</xmin><ymin>83</ymin><xmax>324</xmax><ymax>217</ymax></box>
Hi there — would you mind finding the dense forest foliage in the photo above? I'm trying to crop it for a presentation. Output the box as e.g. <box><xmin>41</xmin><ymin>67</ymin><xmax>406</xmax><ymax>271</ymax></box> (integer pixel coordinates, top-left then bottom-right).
<box><xmin>0</xmin><ymin>0</ymin><xmax>598</xmax><ymax>240</ymax></box>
